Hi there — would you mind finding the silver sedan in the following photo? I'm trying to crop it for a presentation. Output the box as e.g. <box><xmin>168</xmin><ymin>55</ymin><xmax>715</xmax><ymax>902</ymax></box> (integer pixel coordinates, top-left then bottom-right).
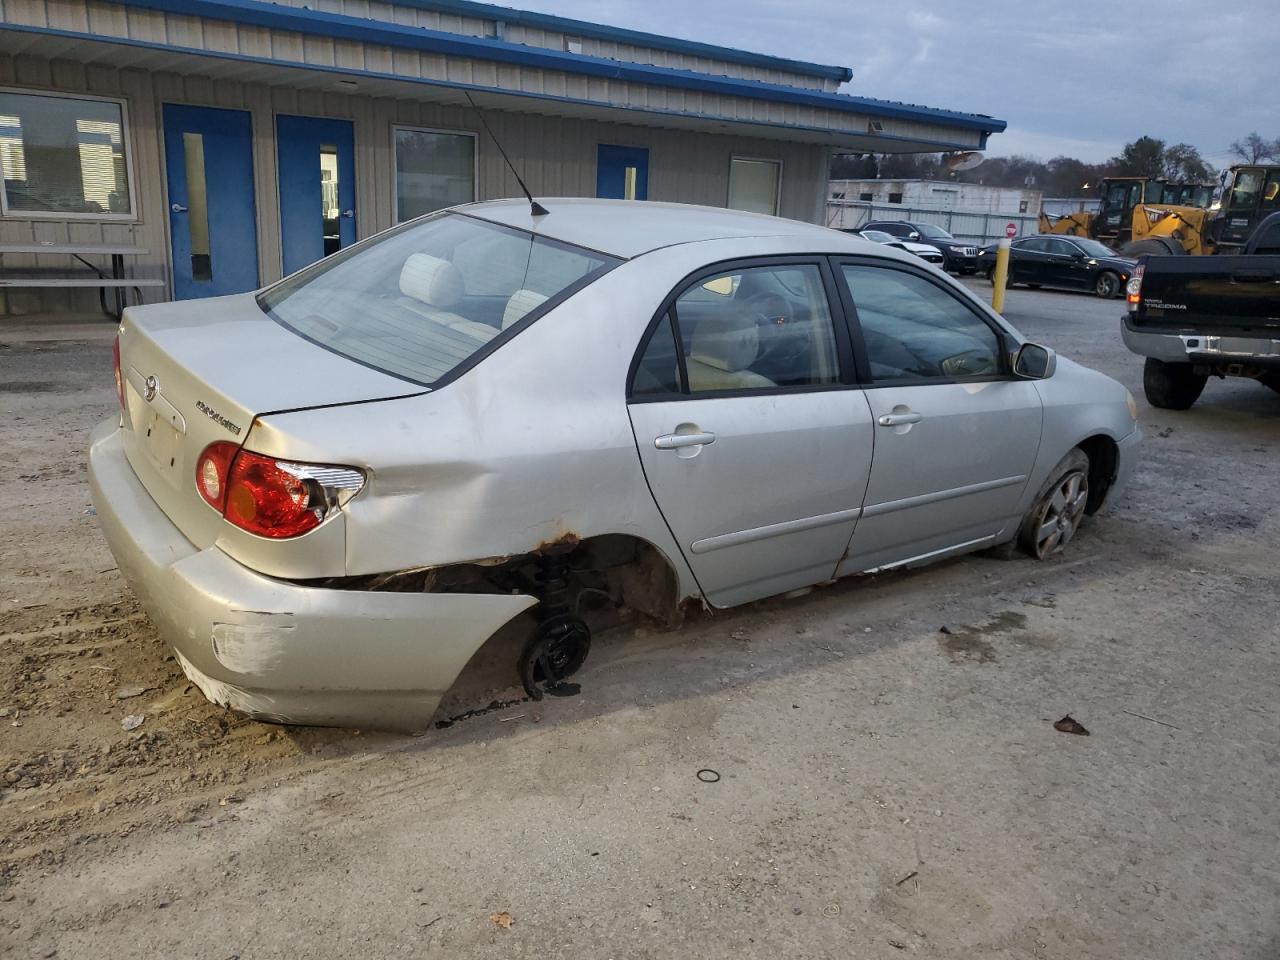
<box><xmin>89</xmin><ymin>199</ymin><xmax>1141</xmax><ymax>728</ymax></box>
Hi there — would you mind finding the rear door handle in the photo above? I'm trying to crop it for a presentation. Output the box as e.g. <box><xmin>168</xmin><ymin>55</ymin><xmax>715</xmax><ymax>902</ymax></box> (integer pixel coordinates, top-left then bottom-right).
<box><xmin>878</xmin><ymin>413</ymin><xmax>924</xmax><ymax>427</ymax></box>
<box><xmin>655</xmin><ymin>431</ymin><xmax>716</xmax><ymax>449</ymax></box>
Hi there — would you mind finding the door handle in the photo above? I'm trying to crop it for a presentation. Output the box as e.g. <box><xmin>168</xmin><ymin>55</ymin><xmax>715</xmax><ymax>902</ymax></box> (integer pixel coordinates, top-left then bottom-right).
<box><xmin>878</xmin><ymin>413</ymin><xmax>924</xmax><ymax>427</ymax></box>
<box><xmin>654</xmin><ymin>431</ymin><xmax>716</xmax><ymax>450</ymax></box>
<box><xmin>341</xmin><ymin>209</ymin><xmax>354</xmax><ymax>218</ymax></box>
<box><xmin>170</xmin><ymin>203</ymin><xmax>187</xmax><ymax>213</ymax></box>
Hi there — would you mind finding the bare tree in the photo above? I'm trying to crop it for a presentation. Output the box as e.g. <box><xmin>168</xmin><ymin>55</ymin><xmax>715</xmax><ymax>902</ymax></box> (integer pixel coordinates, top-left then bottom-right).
<box><xmin>1229</xmin><ymin>132</ymin><xmax>1279</xmax><ymax>164</ymax></box>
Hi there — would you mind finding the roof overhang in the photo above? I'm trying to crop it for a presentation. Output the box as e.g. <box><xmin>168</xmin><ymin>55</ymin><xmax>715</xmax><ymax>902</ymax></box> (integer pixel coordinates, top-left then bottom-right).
<box><xmin>0</xmin><ymin>17</ymin><xmax>1002</xmax><ymax>153</ymax></box>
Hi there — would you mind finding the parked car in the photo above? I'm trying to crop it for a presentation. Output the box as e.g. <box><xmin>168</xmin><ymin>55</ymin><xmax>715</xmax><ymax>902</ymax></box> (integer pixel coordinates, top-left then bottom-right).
<box><xmin>1123</xmin><ymin>210</ymin><xmax>1280</xmax><ymax>408</ymax></box>
<box><xmin>89</xmin><ymin>200</ymin><xmax>1140</xmax><ymax>728</ymax></box>
<box><xmin>863</xmin><ymin>220</ymin><xmax>979</xmax><ymax>273</ymax></box>
<box><xmin>979</xmin><ymin>235</ymin><xmax>1136</xmax><ymax>299</ymax></box>
<box><xmin>847</xmin><ymin>228</ymin><xmax>945</xmax><ymax>266</ymax></box>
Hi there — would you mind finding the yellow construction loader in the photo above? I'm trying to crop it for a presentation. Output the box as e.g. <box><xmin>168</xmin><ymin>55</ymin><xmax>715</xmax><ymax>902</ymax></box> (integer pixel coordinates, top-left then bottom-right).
<box><xmin>1039</xmin><ymin>166</ymin><xmax>1280</xmax><ymax>256</ymax></box>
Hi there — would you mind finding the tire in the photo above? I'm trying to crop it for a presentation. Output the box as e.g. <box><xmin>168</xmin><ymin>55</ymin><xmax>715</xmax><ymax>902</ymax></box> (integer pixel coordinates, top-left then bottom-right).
<box><xmin>1015</xmin><ymin>449</ymin><xmax>1090</xmax><ymax>560</ymax></box>
<box><xmin>1122</xmin><ymin>237</ymin><xmax>1185</xmax><ymax>257</ymax></box>
<box><xmin>1261</xmin><ymin>373</ymin><xmax>1280</xmax><ymax>394</ymax></box>
<box><xmin>1143</xmin><ymin>357</ymin><xmax>1207</xmax><ymax>409</ymax></box>
<box><xmin>1094</xmin><ymin>271</ymin><xmax>1121</xmax><ymax>299</ymax></box>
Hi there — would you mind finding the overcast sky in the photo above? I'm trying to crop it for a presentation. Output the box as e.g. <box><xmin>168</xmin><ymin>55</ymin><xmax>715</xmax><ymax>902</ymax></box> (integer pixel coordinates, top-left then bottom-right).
<box><xmin>513</xmin><ymin>0</ymin><xmax>1279</xmax><ymax>165</ymax></box>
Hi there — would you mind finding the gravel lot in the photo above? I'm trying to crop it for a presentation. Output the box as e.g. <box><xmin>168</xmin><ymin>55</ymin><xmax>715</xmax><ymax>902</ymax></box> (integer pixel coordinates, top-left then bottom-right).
<box><xmin>1</xmin><ymin>281</ymin><xmax>1277</xmax><ymax>959</ymax></box>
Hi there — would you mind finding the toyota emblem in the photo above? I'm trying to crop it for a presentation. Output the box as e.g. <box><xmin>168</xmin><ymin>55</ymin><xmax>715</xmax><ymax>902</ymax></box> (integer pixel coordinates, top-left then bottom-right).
<box><xmin>143</xmin><ymin>375</ymin><xmax>158</xmax><ymax>402</ymax></box>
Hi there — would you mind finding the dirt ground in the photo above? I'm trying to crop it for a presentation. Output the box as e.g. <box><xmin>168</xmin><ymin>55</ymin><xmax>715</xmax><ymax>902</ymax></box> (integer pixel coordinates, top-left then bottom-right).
<box><xmin>1</xmin><ymin>283</ymin><xmax>1277</xmax><ymax>959</ymax></box>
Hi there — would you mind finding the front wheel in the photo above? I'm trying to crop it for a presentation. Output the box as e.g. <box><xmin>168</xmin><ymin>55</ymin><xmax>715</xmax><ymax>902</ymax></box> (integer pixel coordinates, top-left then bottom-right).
<box><xmin>1016</xmin><ymin>449</ymin><xmax>1090</xmax><ymax>560</ymax></box>
<box><xmin>1143</xmin><ymin>357</ymin><xmax>1207</xmax><ymax>409</ymax></box>
<box><xmin>1094</xmin><ymin>271</ymin><xmax>1121</xmax><ymax>299</ymax></box>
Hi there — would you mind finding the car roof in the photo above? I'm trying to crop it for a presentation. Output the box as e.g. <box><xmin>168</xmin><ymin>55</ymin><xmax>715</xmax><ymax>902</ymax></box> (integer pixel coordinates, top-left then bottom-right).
<box><xmin>460</xmin><ymin>198</ymin><xmax>847</xmax><ymax>259</ymax></box>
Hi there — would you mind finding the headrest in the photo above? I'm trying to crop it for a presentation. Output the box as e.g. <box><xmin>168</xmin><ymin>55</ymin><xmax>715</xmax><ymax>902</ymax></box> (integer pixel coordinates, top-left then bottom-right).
<box><xmin>502</xmin><ymin>288</ymin><xmax>549</xmax><ymax>329</ymax></box>
<box><xmin>689</xmin><ymin>312</ymin><xmax>760</xmax><ymax>373</ymax></box>
<box><xmin>399</xmin><ymin>253</ymin><xmax>463</xmax><ymax>308</ymax></box>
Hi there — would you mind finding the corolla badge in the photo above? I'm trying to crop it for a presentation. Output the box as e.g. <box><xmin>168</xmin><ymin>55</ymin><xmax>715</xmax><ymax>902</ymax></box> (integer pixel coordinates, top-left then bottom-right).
<box><xmin>143</xmin><ymin>375</ymin><xmax>159</xmax><ymax>401</ymax></box>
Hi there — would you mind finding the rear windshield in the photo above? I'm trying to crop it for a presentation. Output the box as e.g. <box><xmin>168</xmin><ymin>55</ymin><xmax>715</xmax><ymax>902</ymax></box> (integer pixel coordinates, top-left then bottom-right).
<box><xmin>259</xmin><ymin>213</ymin><xmax>619</xmax><ymax>387</ymax></box>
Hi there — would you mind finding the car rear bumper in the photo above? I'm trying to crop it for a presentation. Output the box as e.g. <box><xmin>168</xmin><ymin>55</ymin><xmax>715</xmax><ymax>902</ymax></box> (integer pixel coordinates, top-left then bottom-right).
<box><xmin>88</xmin><ymin>419</ymin><xmax>537</xmax><ymax>729</ymax></box>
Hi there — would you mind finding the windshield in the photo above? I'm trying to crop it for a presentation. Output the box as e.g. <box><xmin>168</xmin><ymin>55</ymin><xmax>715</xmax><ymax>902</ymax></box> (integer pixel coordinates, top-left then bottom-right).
<box><xmin>915</xmin><ymin>223</ymin><xmax>953</xmax><ymax>240</ymax></box>
<box><xmin>1073</xmin><ymin>238</ymin><xmax>1117</xmax><ymax>258</ymax></box>
<box><xmin>259</xmin><ymin>214</ymin><xmax>619</xmax><ymax>386</ymax></box>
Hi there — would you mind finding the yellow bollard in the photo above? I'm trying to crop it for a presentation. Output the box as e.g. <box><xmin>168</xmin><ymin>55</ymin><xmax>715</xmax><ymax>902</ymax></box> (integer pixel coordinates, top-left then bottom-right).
<box><xmin>991</xmin><ymin>237</ymin><xmax>1011</xmax><ymax>313</ymax></box>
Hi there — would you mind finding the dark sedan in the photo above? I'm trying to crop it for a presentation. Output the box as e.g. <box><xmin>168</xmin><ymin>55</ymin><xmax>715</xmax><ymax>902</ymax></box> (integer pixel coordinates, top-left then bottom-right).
<box><xmin>863</xmin><ymin>220</ymin><xmax>979</xmax><ymax>274</ymax></box>
<box><xmin>979</xmin><ymin>235</ymin><xmax>1136</xmax><ymax>299</ymax></box>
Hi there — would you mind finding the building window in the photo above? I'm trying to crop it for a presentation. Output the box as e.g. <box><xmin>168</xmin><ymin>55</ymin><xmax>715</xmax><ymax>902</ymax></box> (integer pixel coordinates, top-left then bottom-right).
<box><xmin>728</xmin><ymin>157</ymin><xmax>781</xmax><ymax>215</ymax></box>
<box><xmin>393</xmin><ymin>127</ymin><xmax>476</xmax><ymax>223</ymax></box>
<box><xmin>0</xmin><ymin>90</ymin><xmax>133</xmax><ymax>218</ymax></box>
<box><xmin>888</xmin><ymin>192</ymin><xmax>903</xmax><ymax>204</ymax></box>
<box><xmin>859</xmin><ymin>192</ymin><xmax>874</xmax><ymax>201</ymax></box>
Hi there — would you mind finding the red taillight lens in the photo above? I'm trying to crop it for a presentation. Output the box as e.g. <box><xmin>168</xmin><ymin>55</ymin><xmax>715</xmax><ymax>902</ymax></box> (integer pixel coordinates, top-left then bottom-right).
<box><xmin>195</xmin><ymin>441</ymin><xmax>239</xmax><ymax>510</ymax></box>
<box><xmin>112</xmin><ymin>335</ymin><xmax>126</xmax><ymax>411</ymax></box>
<box><xmin>195</xmin><ymin>443</ymin><xmax>364</xmax><ymax>539</ymax></box>
<box><xmin>224</xmin><ymin>451</ymin><xmax>321</xmax><ymax>539</ymax></box>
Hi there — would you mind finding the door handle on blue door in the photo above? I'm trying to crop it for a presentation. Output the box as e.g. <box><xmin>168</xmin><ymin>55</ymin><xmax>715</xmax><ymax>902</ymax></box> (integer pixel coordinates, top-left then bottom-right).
<box><xmin>341</xmin><ymin>209</ymin><xmax>354</xmax><ymax>218</ymax></box>
<box><xmin>170</xmin><ymin>203</ymin><xmax>187</xmax><ymax>213</ymax></box>
<box><xmin>878</xmin><ymin>412</ymin><xmax>923</xmax><ymax>427</ymax></box>
<box><xmin>655</xmin><ymin>431</ymin><xmax>716</xmax><ymax>449</ymax></box>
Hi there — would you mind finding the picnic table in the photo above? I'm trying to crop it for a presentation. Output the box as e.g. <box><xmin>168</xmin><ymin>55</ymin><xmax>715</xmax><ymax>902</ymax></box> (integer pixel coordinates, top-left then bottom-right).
<box><xmin>0</xmin><ymin>241</ymin><xmax>164</xmax><ymax>319</ymax></box>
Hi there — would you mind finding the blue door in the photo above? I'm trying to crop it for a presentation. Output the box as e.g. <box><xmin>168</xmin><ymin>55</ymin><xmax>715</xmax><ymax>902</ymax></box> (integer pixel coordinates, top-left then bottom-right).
<box><xmin>596</xmin><ymin>144</ymin><xmax>649</xmax><ymax>200</ymax></box>
<box><xmin>276</xmin><ymin>115</ymin><xmax>357</xmax><ymax>276</ymax></box>
<box><xmin>163</xmin><ymin>104</ymin><xmax>259</xmax><ymax>300</ymax></box>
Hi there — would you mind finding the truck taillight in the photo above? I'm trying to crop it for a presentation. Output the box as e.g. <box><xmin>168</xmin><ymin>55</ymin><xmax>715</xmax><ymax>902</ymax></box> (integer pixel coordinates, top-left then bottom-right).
<box><xmin>112</xmin><ymin>334</ymin><xmax>126</xmax><ymax>411</ymax></box>
<box><xmin>1127</xmin><ymin>263</ymin><xmax>1144</xmax><ymax>312</ymax></box>
<box><xmin>195</xmin><ymin>443</ymin><xmax>365</xmax><ymax>539</ymax></box>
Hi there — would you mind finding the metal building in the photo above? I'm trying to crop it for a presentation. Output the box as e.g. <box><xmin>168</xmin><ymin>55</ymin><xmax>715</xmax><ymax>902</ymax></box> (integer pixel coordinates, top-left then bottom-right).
<box><xmin>0</xmin><ymin>0</ymin><xmax>1006</xmax><ymax>312</ymax></box>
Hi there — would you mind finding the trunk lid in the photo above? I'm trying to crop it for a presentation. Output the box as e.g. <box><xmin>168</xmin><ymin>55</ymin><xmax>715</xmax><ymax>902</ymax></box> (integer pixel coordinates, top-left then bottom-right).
<box><xmin>117</xmin><ymin>292</ymin><xmax>423</xmax><ymax>549</ymax></box>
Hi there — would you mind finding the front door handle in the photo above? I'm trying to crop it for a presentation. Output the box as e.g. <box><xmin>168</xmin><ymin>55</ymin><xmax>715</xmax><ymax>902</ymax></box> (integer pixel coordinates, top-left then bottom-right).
<box><xmin>341</xmin><ymin>209</ymin><xmax>354</xmax><ymax>218</ymax></box>
<box><xmin>655</xmin><ymin>431</ymin><xmax>716</xmax><ymax>450</ymax></box>
<box><xmin>170</xmin><ymin>203</ymin><xmax>188</xmax><ymax>213</ymax></box>
<box><xmin>878</xmin><ymin>413</ymin><xmax>924</xmax><ymax>427</ymax></box>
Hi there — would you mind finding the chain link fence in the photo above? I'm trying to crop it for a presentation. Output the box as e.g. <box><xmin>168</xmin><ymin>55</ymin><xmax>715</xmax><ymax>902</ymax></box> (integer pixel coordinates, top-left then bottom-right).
<box><xmin>826</xmin><ymin>200</ymin><xmax>1041</xmax><ymax>245</ymax></box>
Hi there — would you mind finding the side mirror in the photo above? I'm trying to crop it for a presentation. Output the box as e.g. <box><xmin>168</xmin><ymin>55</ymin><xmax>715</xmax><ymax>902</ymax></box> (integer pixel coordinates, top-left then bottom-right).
<box><xmin>1013</xmin><ymin>342</ymin><xmax>1056</xmax><ymax>379</ymax></box>
<box><xmin>908</xmin><ymin>231</ymin><xmax>921</xmax><ymax>240</ymax></box>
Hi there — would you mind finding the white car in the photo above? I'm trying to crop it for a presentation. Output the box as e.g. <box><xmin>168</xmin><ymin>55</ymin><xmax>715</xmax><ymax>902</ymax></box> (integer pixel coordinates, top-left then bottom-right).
<box><xmin>852</xmin><ymin>228</ymin><xmax>946</xmax><ymax>266</ymax></box>
<box><xmin>90</xmin><ymin>200</ymin><xmax>1141</xmax><ymax>728</ymax></box>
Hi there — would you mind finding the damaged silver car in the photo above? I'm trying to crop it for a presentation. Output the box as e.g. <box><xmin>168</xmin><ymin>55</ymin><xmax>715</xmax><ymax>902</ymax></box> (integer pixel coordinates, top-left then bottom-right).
<box><xmin>89</xmin><ymin>199</ymin><xmax>1141</xmax><ymax>728</ymax></box>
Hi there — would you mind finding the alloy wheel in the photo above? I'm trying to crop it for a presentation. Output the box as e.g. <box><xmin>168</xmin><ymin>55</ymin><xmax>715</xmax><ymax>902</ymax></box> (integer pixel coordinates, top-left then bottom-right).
<box><xmin>1033</xmin><ymin>469</ymin><xmax>1088</xmax><ymax>558</ymax></box>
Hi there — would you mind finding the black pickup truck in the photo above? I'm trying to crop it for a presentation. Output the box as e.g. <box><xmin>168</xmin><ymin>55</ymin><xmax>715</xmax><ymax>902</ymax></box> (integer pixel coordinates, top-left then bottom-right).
<box><xmin>1122</xmin><ymin>212</ymin><xmax>1280</xmax><ymax>409</ymax></box>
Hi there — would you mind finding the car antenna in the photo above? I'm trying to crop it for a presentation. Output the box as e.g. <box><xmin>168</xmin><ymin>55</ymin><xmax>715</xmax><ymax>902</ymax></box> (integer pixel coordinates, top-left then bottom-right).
<box><xmin>464</xmin><ymin>91</ymin><xmax>549</xmax><ymax>217</ymax></box>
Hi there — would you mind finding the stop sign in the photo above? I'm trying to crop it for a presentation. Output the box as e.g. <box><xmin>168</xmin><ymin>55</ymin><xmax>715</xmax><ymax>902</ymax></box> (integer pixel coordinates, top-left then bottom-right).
<box><xmin>1005</xmin><ymin>222</ymin><xmax>1018</xmax><ymax>239</ymax></box>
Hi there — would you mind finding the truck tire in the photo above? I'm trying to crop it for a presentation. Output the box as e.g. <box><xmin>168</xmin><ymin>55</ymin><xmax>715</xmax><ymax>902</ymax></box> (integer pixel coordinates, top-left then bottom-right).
<box><xmin>1123</xmin><ymin>237</ymin><xmax>1185</xmax><ymax>257</ymax></box>
<box><xmin>1261</xmin><ymin>373</ymin><xmax>1280</xmax><ymax>395</ymax></box>
<box><xmin>1143</xmin><ymin>357</ymin><xmax>1207</xmax><ymax>409</ymax></box>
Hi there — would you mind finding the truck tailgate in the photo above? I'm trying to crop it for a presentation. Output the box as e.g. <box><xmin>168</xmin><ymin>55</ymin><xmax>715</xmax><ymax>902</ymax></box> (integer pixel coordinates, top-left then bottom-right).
<box><xmin>1131</xmin><ymin>255</ymin><xmax>1280</xmax><ymax>334</ymax></box>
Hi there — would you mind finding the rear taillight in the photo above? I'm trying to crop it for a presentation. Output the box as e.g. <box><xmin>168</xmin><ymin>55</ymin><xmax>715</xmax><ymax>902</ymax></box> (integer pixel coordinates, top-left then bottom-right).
<box><xmin>112</xmin><ymin>334</ymin><xmax>126</xmax><ymax>411</ymax></box>
<box><xmin>195</xmin><ymin>441</ymin><xmax>239</xmax><ymax>510</ymax></box>
<box><xmin>1127</xmin><ymin>263</ymin><xmax>1144</xmax><ymax>312</ymax></box>
<box><xmin>195</xmin><ymin>443</ymin><xmax>364</xmax><ymax>539</ymax></box>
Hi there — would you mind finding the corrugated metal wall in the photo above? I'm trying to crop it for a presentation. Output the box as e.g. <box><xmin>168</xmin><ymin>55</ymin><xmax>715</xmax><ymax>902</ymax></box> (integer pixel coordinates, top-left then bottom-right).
<box><xmin>250</xmin><ymin>0</ymin><xmax>838</xmax><ymax>90</ymax></box>
<box><xmin>0</xmin><ymin>0</ymin><xmax>980</xmax><ymax>148</ymax></box>
<box><xmin>0</xmin><ymin>51</ymin><xmax>827</xmax><ymax>314</ymax></box>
